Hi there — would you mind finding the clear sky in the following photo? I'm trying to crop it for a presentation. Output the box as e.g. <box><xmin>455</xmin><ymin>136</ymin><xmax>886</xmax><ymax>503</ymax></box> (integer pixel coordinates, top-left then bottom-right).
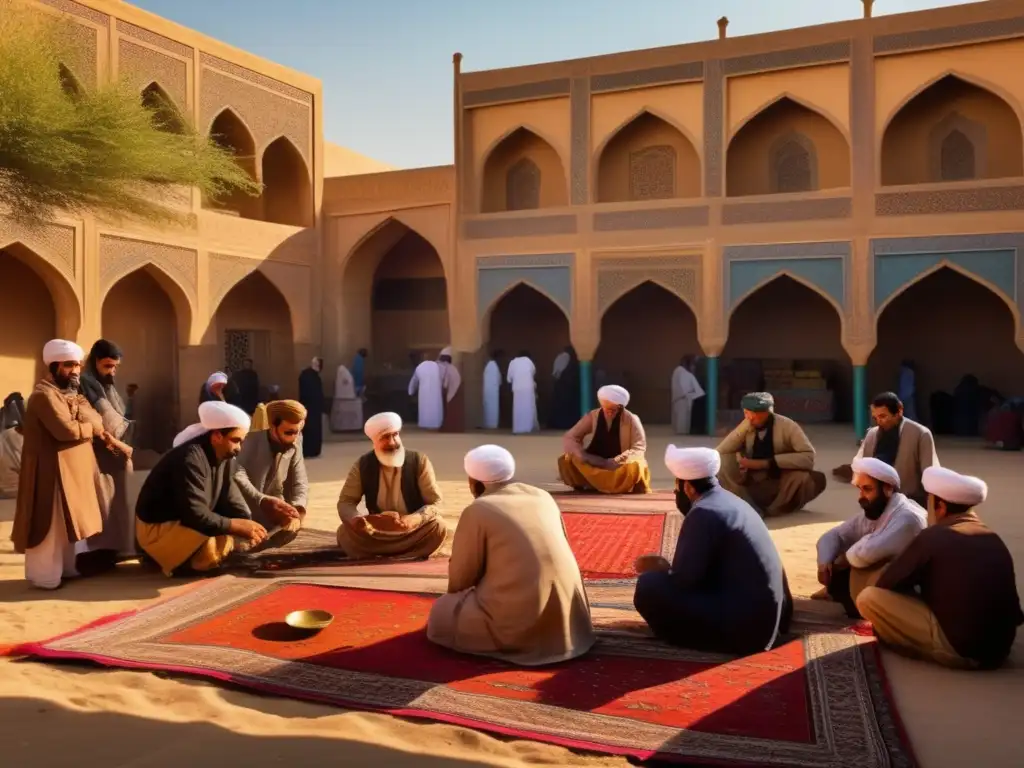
<box><xmin>131</xmin><ymin>0</ymin><xmax>968</xmax><ymax>169</ymax></box>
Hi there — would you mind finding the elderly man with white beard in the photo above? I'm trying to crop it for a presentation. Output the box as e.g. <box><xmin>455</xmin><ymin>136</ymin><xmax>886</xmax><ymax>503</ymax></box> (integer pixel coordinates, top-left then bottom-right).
<box><xmin>335</xmin><ymin>412</ymin><xmax>448</xmax><ymax>560</ymax></box>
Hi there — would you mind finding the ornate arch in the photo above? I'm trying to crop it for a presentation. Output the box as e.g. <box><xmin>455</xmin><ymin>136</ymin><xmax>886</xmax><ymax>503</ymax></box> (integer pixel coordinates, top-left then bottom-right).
<box><xmin>727</xmin><ymin>271</ymin><xmax>848</xmax><ymax>337</ymax></box>
<box><xmin>58</xmin><ymin>63</ymin><xmax>83</xmax><ymax>97</ymax></box>
<box><xmin>592</xmin><ymin>107</ymin><xmax>702</xmax><ymax>165</ymax></box>
<box><xmin>597</xmin><ymin>271</ymin><xmax>698</xmax><ymax>320</ymax></box>
<box><xmin>101</xmin><ymin>263</ymin><xmax>194</xmax><ymax>342</ymax></box>
<box><xmin>342</xmin><ymin>215</ymin><xmax>447</xmax><ymax>282</ymax></box>
<box><xmin>477</xmin><ymin>125</ymin><xmax>569</xmax><ymax>209</ymax></box>
<box><xmin>727</xmin><ymin>92</ymin><xmax>851</xmax><ymax>146</ymax></box>
<box><xmin>768</xmin><ymin>131</ymin><xmax>818</xmax><ymax>193</ymax></box>
<box><xmin>0</xmin><ymin>239</ymin><xmax>82</xmax><ymax>339</ymax></box>
<box><xmin>258</xmin><ymin>134</ymin><xmax>311</xmax><ymax>179</ymax></box>
<box><xmin>480</xmin><ymin>279</ymin><xmax>571</xmax><ymax>326</ymax></box>
<box><xmin>207</xmin><ymin>107</ymin><xmax>258</xmax><ymax>150</ymax></box>
<box><xmin>208</xmin><ymin>255</ymin><xmax>298</xmax><ymax>334</ymax></box>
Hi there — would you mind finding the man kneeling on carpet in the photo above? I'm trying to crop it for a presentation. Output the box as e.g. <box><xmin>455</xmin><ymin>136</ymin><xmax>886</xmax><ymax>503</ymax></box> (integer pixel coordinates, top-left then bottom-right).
<box><xmin>814</xmin><ymin>457</ymin><xmax>926</xmax><ymax>618</ymax></box>
<box><xmin>427</xmin><ymin>444</ymin><xmax>596</xmax><ymax>665</ymax></box>
<box><xmin>633</xmin><ymin>446</ymin><xmax>792</xmax><ymax>655</ymax></box>
<box><xmin>335</xmin><ymin>411</ymin><xmax>448</xmax><ymax>560</ymax></box>
<box><xmin>556</xmin><ymin>384</ymin><xmax>651</xmax><ymax>494</ymax></box>
<box><xmin>234</xmin><ymin>399</ymin><xmax>308</xmax><ymax>535</ymax></box>
<box><xmin>135</xmin><ymin>401</ymin><xmax>268</xmax><ymax>576</ymax></box>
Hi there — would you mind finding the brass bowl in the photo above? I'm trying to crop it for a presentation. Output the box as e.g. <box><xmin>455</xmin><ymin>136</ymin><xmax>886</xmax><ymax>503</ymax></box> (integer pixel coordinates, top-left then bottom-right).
<box><xmin>285</xmin><ymin>609</ymin><xmax>334</xmax><ymax>631</ymax></box>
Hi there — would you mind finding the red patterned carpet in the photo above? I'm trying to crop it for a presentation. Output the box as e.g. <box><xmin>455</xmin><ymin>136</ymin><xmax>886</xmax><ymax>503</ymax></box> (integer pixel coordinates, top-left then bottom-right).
<box><xmin>11</xmin><ymin>578</ymin><xmax>915</xmax><ymax>767</ymax></box>
<box><xmin>562</xmin><ymin>512</ymin><xmax>665</xmax><ymax>580</ymax></box>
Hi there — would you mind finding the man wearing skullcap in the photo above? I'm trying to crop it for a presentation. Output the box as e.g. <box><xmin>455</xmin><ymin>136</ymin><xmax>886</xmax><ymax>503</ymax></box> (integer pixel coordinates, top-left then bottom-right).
<box><xmin>557</xmin><ymin>384</ymin><xmax>651</xmax><ymax>494</ymax></box>
<box><xmin>633</xmin><ymin>446</ymin><xmax>792</xmax><ymax>655</ymax></box>
<box><xmin>437</xmin><ymin>347</ymin><xmax>464</xmax><ymax>433</ymax></box>
<box><xmin>857</xmin><ymin>466</ymin><xmax>1023</xmax><ymax>669</ymax></box>
<box><xmin>235</xmin><ymin>400</ymin><xmax>309</xmax><ymax>534</ymax></box>
<box><xmin>135</xmin><ymin>401</ymin><xmax>268</xmax><ymax>576</ymax></box>
<box><xmin>815</xmin><ymin>456</ymin><xmax>926</xmax><ymax>617</ymax></box>
<box><xmin>715</xmin><ymin>391</ymin><xmax>825</xmax><ymax>516</ymax></box>
<box><xmin>335</xmin><ymin>412</ymin><xmax>448</xmax><ymax>559</ymax></box>
<box><xmin>12</xmin><ymin>340</ymin><xmax>130</xmax><ymax>589</ymax></box>
<box><xmin>427</xmin><ymin>445</ymin><xmax>595</xmax><ymax>665</ymax></box>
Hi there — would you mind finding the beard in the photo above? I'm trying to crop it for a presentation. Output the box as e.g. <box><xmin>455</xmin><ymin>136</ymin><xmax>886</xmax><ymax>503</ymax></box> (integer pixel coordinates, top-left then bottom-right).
<box><xmin>674</xmin><ymin>489</ymin><xmax>693</xmax><ymax>517</ymax></box>
<box><xmin>859</xmin><ymin>494</ymin><xmax>889</xmax><ymax>521</ymax></box>
<box><xmin>55</xmin><ymin>372</ymin><xmax>80</xmax><ymax>391</ymax></box>
<box><xmin>100</xmin><ymin>372</ymin><xmax>115</xmax><ymax>387</ymax></box>
<box><xmin>376</xmin><ymin>446</ymin><xmax>405</xmax><ymax>468</ymax></box>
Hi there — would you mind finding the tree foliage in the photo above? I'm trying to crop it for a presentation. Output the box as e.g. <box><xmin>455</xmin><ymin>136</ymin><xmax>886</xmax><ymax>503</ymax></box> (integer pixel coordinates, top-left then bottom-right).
<box><xmin>0</xmin><ymin>0</ymin><xmax>262</xmax><ymax>226</ymax></box>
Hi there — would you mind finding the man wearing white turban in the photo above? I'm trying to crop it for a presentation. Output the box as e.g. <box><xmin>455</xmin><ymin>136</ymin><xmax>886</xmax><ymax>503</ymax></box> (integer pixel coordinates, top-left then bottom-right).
<box><xmin>506</xmin><ymin>351</ymin><xmax>538</xmax><ymax>434</ymax></box>
<box><xmin>427</xmin><ymin>445</ymin><xmax>595</xmax><ymax>665</ymax></box>
<box><xmin>557</xmin><ymin>384</ymin><xmax>651</xmax><ymax>494</ymax></box>
<box><xmin>857</xmin><ymin>466</ymin><xmax>1023</xmax><ymax>670</ymax></box>
<box><xmin>814</xmin><ymin>457</ymin><xmax>926</xmax><ymax>617</ymax></box>
<box><xmin>408</xmin><ymin>352</ymin><xmax>444</xmax><ymax>430</ymax></box>
<box><xmin>632</xmin><ymin>446</ymin><xmax>793</xmax><ymax>655</ymax></box>
<box><xmin>135</xmin><ymin>401</ymin><xmax>267</xmax><ymax>576</ymax></box>
<box><xmin>199</xmin><ymin>371</ymin><xmax>230</xmax><ymax>404</ymax></box>
<box><xmin>335</xmin><ymin>412</ymin><xmax>448</xmax><ymax>559</ymax></box>
<box><xmin>12</xmin><ymin>340</ymin><xmax>132</xmax><ymax>589</ymax></box>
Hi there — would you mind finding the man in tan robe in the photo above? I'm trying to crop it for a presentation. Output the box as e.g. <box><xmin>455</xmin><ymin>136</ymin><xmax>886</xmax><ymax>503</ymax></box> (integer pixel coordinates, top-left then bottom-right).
<box><xmin>11</xmin><ymin>340</ymin><xmax>130</xmax><ymax>589</ymax></box>
<box><xmin>716</xmin><ymin>391</ymin><xmax>826</xmax><ymax>517</ymax></box>
<box><xmin>427</xmin><ymin>444</ymin><xmax>596</xmax><ymax>665</ymax></box>
<box><xmin>557</xmin><ymin>384</ymin><xmax>651</xmax><ymax>494</ymax></box>
<box><xmin>336</xmin><ymin>411</ymin><xmax>448</xmax><ymax>559</ymax></box>
<box><xmin>438</xmin><ymin>347</ymin><xmax>464</xmax><ymax>433</ymax></box>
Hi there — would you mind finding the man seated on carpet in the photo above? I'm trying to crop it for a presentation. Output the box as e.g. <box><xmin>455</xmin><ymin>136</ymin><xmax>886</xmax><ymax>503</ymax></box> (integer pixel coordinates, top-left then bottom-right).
<box><xmin>135</xmin><ymin>401</ymin><xmax>268</xmax><ymax>576</ymax></box>
<box><xmin>235</xmin><ymin>399</ymin><xmax>308</xmax><ymax>535</ymax></box>
<box><xmin>814</xmin><ymin>457</ymin><xmax>926</xmax><ymax>617</ymax></box>
<box><xmin>335</xmin><ymin>411</ymin><xmax>448</xmax><ymax>560</ymax></box>
<box><xmin>633</xmin><ymin>445</ymin><xmax>792</xmax><ymax>655</ymax></box>
<box><xmin>427</xmin><ymin>444</ymin><xmax>596</xmax><ymax>665</ymax></box>
<box><xmin>556</xmin><ymin>385</ymin><xmax>651</xmax><ymax>494</ymax></box>
<box><xmin>716</xmin><ymin>392</ymin><xmax>826</xmax><ymax>517</ymax></box>
<box><xmin>857</xmin><ymin>466</ymin><xmax>1023</xmax><ymax>670</ymax></box>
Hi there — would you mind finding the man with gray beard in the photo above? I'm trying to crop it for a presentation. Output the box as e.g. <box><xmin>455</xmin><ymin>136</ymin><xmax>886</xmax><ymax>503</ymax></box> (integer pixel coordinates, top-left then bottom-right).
<box><xmin>335</xmin><ymin>411</ymin><xmax>448</xmax><ymax>559</ymax></box>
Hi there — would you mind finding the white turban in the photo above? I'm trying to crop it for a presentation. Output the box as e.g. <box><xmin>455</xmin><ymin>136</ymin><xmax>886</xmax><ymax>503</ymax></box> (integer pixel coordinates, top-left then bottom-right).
<box><xmin>207</xmin><ymin>372</ymin><xmax>228</xmax><ymax>387</ymax></box>
<box><xmin>922</xmin><ymin>466</ymin><xmax>987</xmax><ymax>507</ymax></box>
<box><xmin>440</xmin><ymin>347</ymin><xmax>453</xmax><ymax>358</ymax></box>
<box><xmin>664</xmin><ymin>445</ymin><xmax>721</xmax><ymax>480</ymax></box>
<box><xmin>851</xmin><ymin>456</ymin><xmax>900</xmax><ymax>490</ymax></box>
<box><xmin>464</xmin><ymin>444</ymin><xmax>515</xmax><ymax>484</ymax></box>
<box><xmin>43</xmin><ymin>339</ymin><xmax>84</xmax><ymax>365</ymax></box>
<box><xmin>597</xmin><ymin>385</ymin><xmax>629</xmax><ymax>407</ymax></box>
<box><xmin>172</xmin><ymin>401</ymin><xmax>251</xmax><ymax>447</ymax></box>
<box><xmin>364</xmin><ymin>411</ymin><xmax>402</xmax><ymax>440</ymax></box>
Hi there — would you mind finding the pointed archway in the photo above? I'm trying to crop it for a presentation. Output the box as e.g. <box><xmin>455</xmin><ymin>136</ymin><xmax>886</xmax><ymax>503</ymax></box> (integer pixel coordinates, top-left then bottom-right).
<box><xmin>480</xmin><ymin>127</ymin><xmax>568</xmax><ymax>212</ymax></box>
<box><xmin>593</xmin><ymin>281</ymin><xmax>700</xmax><ymax>423</ymax></box>
<box><xmin>261</xmin><ymin>136</ymin><xmax>312</xmax><ymax>227</ymax></box>
<box><xmin>141</xmin><ymin>82</ymin><xmax>186</xmax><ymax>134</ymax></box>
<box><xmin>58</xmin><ymin>63</ymin><xmax>82</xmax><ymax>98</ymax></box>
<box><xmin>723</xmin><ymin>275</ymin><xmax>849</xmax><ymax>423</ymax></box>
<box><xmin>206</xmin><ymin>108</ymin><xmax>260</xmax><ymax>219</ymax></box>
<box><xmin>102</xmin><ymin>267</ymin><xmax>190</xmax><ymax>450</ymax></box>
<box><xmin>869</xmin><ymin>267</ymin><xmax>1024</xmax><ymax>434</ymax></box>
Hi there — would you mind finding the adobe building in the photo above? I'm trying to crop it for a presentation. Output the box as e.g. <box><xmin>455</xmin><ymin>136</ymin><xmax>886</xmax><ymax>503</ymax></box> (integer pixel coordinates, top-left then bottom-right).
<box><xmin>5</xmin><ymin>0</ymin><xmax>1024</xmax><ymax>447</ymax></box>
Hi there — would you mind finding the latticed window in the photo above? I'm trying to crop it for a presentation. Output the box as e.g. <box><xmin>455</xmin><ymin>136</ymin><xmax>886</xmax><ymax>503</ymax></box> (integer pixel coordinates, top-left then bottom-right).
<box><xmin>629</xmin><ymin>145</ymin><xmax>676</xmax><ymax>200</ymax></box>
<box><xmin>774</xmin><ymin>140</ymin><xmax>813</xmax><ymax>193</ymax></box>
<box><xmin>505</xmin><ymin>158</ymin><xmax>540</xmax><ymax>210</ymax></box>
<box><xmin>940</xmin><ymin>130</ymin><xmax>975</xmax><ymax>181</ymax></box>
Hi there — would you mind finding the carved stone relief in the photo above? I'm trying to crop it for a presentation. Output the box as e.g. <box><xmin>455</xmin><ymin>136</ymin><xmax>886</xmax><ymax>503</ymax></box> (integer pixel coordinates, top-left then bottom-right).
<box><xmin>117</xmin><ymin>20</ymin><xmax>193</xmax><ymax>59</ymax></box>
<box><xmin>596</xmin><ymin>256</ymin><xmax>700</xmax><ymax>316</ymax></box>
<box><xmin>463</xmin><ymin>215</ymin><xmax>577</xmax><ymax>240</ymax></box>
<box><xmin>118</xmin><ymin>40</ymin><xmax>188</xmax><ymax>109</ymax></box>
<box><xmin>39</xmin><ymin>0</ymin><xmax>108</xmax><ymax>26</ymax></box>
<box><xmin>876</xmin><ymin>186</ymin><xmax>1024</xmax><ymax>216</ymax></box>
<box><xmin>570</xmin><ymin>77</ymin><xmax>590</xmax><ymax>205</ymax></box>
<box><xmin>58</xmin><ymin>20</ymin><xmax>98</xmax><ymax>89</ymax></box>
<box><xmin>208</xmin><ymin>252</ymin><xmax>263</xmax><ymax>310</ymax></box>
<box><xmin>98</xmin><ymin>235</ymin><xmax>197</xmax><ymax>302</ymax></box>
<box><xmin>0</xmin><ymin>218</ymin><xmax>76</xmax><ymax>279</ymax></box>
<box><xmin>462</xmin><ymin>78</ymin><xmax>570</xmax><ymax>108</ymax></box>
<box><xmin>629</xmin><ymin>146</ymin><xmax>676</xmax><ymax>200</ymax></box>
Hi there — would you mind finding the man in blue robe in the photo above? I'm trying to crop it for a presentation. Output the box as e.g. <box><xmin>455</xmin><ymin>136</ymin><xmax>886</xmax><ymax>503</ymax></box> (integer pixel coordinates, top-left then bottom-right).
<box><xmin>633</xmin><ymin>445</ymin><xmax>792</xmax><ymax>655</ymax></box>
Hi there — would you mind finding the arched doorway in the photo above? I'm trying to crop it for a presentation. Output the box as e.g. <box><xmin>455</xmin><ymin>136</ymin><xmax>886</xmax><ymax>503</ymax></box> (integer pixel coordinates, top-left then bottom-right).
<box><xmin>595</xmin><ymin>111</ymin><xmax>701</xmax><ymax>202</ymax></box>
<box><xmin>206</xmin><ymin>108</ymin><xmax>260</xmax><ymax>220</ymax></box>
<box><xmin>101</xmin><ymin>268</ymin><xmax>188</xmax><ymax>451</ymax></box>
<box><xmin>869</xmin><ymin>267</ymin><xmax>1024</xmax><ymax>433</ymax></box>
<box><xmin>593</xmin><ymin>281</ymin><xmax>700</xmax><ymax>423</ymax></box>
<box><xmin>0</xmin><ymin>247</ymin><xmax>57</xmax><ymax>400</ymax></box>
<box><xmin>479</xmin><ymin>127</ymin><xmax>568</xmax><ymax>212</ymax></box>
<box><xmin>141</xmin><ymin>82</ymin><xmax>186</xmax><ymax>134</ymax></box>
<box><xmin>487</xmin><ymin>283</ymin><xmax>570</xmax><ymax>428</ymax></box>
<box><xmin>261</xmin><ymin>137</ymin><xmax>312</xmax><ymax>227</ymax></box>
<box><xmin>723</xmin><ymin>275</ymin><xmax>849</xmax><ymax>424</ymax></box>
<box><xmin>213</xmin><ymin>271</ymin><xmax>295</xmax><ymax>399</ymax></box>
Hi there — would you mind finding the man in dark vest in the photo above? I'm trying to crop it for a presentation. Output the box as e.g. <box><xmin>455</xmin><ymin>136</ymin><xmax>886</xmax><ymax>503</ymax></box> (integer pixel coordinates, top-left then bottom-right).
<box><xmin>335</xmin><ymin>411</ymin><xmax>448</xmax><ymax>559</ymax></box>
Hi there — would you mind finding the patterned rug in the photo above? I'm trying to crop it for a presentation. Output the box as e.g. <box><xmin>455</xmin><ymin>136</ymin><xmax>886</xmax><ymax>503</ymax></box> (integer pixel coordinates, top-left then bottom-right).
<box><xmin>9</xmin><ymin>577</ymin><xmax>914</xmax><ymax>767</ymax></box>
<box><xmin>552</xmin><ymin>489</ymin><xmax>676</xmax><ymax>515</ymax></box>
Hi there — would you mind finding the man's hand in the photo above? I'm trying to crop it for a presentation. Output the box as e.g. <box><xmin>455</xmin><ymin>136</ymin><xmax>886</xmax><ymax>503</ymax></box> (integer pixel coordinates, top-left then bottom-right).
<box><xmin>126</xmin><ymin>384</ymin><xmax>139</xmax><ymax>397</ymax></box>
<box><xmin>260</xmin><ymin>497</ymin><xmax>299</xmax><ymax>525</ymax></box>
<box><xmin>833</xmin><ymin>553</ymin><xmax>850</xmax><ymax>570</ymax></box>
<box><xmin>634</xmin><ymin>554</ymin><xmax>671</xmax><ymax>574</ymax></box>
<box><xmin>229</xmin><ymin>518</ymin><xmax>268</xmax><ymax>545</ymax></box>
<box><xmin>817</xmin><ymin>563</ymin><xmax>832</xmax><ymax>587</ymax></box>
<box><xmin>367</xmin><ymin>512</ymin><xmax>409</xmax><ymax>532</ymax></box>
<box><xmin>738</xmin><ymin>457</ymin><xmax>769</xmax><ymax>471</ymax></box>
<box><xmin>105</xmin><ymin>436</ymin><xmax>133</xmax><ymax>460</ymax></box>
<box><xmin>347</xmin><ymin>516</ymin><xmax>371</xmax><ymax>533</ymax></box>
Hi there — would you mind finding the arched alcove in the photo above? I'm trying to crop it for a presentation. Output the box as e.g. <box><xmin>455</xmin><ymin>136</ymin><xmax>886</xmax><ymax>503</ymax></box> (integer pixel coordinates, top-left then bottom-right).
<box><xmin>723</xmin><ymin>275</ymin><xmax>849</xmax><ymax>422</ymax></box>
<box><xmin>206</xmin><ymin>108</ymin><xmax>260</xmax><ymax>219</ymax></box>
<box><xmin>141</xmin><ymin>82</ymin><xmax>186</xmax><ymax>134</ymax></box>
<box><xmin>869</xmin><ymin>267</ymin><xmax>1024</xmax><ymax>432</ymax></box>
<box><xmin>593</xmin><ymin>282</ymin><xmax>700</xmax><ymax>423</ymax></box>
<box><xmin>261</xmin><ymin>136</ymin><xmax>312</xmax><ymax>227</ymax></box>
<box><xmin>596</xmin><ymin>111</ymin><xmax>702</xmax><ymax>202</ymax></box>
<box><xmin>881</xmin><ymin>75</ymin><xmax>1023</xmax><ymax>185</ymax></box>
<box><xmin>0</xmin><ymin>248</ymin><xmax>57</xmax><ymax>400</ymax></box>
<box><xmin>58</xmin><ymin>63</ymin><xmax>82</xmax><ymax>98</ymax></box>
<box><xmin>480</xmin><ymin>127</ymin><xmax>568</xmax><ymax>212</ymax></box>
<box><xmin>726</xmin><ymin>97</ymin><xmax>850</xmax><ymax>196</ymax></box>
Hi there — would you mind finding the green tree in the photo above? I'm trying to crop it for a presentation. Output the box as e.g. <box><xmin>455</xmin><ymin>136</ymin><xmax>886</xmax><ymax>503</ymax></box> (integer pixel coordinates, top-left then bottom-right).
<box><xmin>0</xmin><ymin>0</ymin><xmax>261</xmax><ymax>226</ymax></box>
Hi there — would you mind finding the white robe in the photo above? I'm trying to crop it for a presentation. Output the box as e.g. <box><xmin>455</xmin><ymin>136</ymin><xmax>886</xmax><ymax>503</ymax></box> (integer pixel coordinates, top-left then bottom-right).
<box><xmin>506</xmin><ymin>356</ymin><xmax>538</xmax><ymax>434</ymax></box>
<box><xmin>670</xmin><ymin>366</ymin><xmax>705</xmax><ymax>435</ymax></box>
<box><xmin>816</xmin><ymin>492</ymin><xmax>927</xmax><ymax>569</ymax></box>
<box><xmin>482</xmin><ymin>360</ymin><xmax>501</xmax><ymax>429</ymax></box>
<box><xmin>552</xmin><ymin>352</ymin><xmax>570</xmax><ymax>379</ymax></box>
<box><xmin>331</xmin><ymin>364</ymin><xmax>363</xmax><ymax>432</ymax></box>
<box><xmin>25</xmin><ymin>486</ymin><xmax>86</xmax><ymax>590</ymax></box>
<box><xmin>409</xmin><ymin>360</ymin><xmax>444</xmax><ymax>429</ymax></box>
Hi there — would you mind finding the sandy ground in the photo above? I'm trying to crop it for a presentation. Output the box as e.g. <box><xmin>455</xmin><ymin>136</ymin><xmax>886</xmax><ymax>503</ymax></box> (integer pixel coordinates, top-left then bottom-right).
<box><xmin>1</xmin><ymin>424</ymin><xmax>1022</xmax><ymax>767</ymax></box>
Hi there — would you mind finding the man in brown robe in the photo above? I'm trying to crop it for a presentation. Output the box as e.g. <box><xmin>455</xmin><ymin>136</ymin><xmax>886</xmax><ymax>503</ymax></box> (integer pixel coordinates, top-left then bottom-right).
<box><xmin>716</xmin><ymin>392</ymin><xmax>826</xmax><ymax>517</ymax></box>
<box><xmin>438</xmin><ymin>347</ymin><xmax>464</xmax><ymax>433</ymax></box>
<box><xmin>335</xmin><ymin>411</ymin><xmax>448</xmax><ymax>559</ymax></box>
<box><xmin>11</xmin><ymin>339</ymin><xmax>129</xmax><ymax>589</ymax></box>
<box><xmin>427</xmin><ymin>444</ymin><xmax>596</xmax><ymax>665</ymax></box>
<box><xmin>557</xmin><ymin>384</ymin><xmax>651</xmax><ymax>494</ymax></box>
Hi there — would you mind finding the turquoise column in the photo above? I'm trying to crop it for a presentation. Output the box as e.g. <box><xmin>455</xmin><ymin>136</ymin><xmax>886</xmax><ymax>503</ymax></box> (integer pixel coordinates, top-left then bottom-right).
<box><xmin>853</xmin><ymin>365</ymin><xmax>868</xmax><ymax>439</ymax></box>
<box><xmin>579</xmin><ymin>360</ymin><xmax>593</xmax><ymax>416</ymax></box>
<box><xmin>706</xmin><ymin>356</ymin><xmax>719</xmax><ymax>437</ymax></box>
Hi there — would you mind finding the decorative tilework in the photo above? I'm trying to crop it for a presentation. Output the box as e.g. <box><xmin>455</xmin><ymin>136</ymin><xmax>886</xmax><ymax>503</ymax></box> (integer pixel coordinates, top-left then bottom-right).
<box><xmin>595</xmin><ymin>256</ymin><xmax>700</xmax><ymax>315</ymax></box>
<box><xmin>208</xmin><ymin>252</ymin><xmax>262</xmax><ymax>310</ymax></box>
<box><xmin>703</xmin><ymin>59</ymin><xmax>723</xmax><ymax>198</ymax></box>
<box><xmin>118</xmin><ymin>20</ymin><xmax>193</xmax><ymax>59</ymax></box>
<box><xmin>875</xmin><ymin>186</ymin><xmax>1024</xmax><ymax>216</ymax></box>
<box><xmin>477</xmin><ymin>254</ymin><xmax>573</xmax><ymax>269</ymax></box>
<box><xmin>463</xmin><ymin>215</ymin><xmax>577</xmax><ymax>239</ymax></box>
<box><xmin>874</xmin><ymin>17</ymin><xmax>1024</xmax><ymax>55</ymax></box>
<box><xmin>199</xmin><ymin>53</ymin><xmax>312</xmax><ymax>105</ymax></box>
<box><xmin>723</xmin><ymin>241</ymin><xmax>851</xmax><ymax>313</ymax></box>
<box><xmin>476</xmin><ymin>256</ymin><xmax>574</xmax><ymax>321</ymax></box>
<box><xmin>58</xmin><ymin>21</ymin><xmax>98</xmax><ymax>90</ymax></box>
<box><xmin>39</xmin><ymin>0</ymin><xmax>108</xmax><ymax>27</ymax></box>
<box><xmin>723</xmin><ymin>41</ymin><xmax>851</xmax><ymax>75</ymax></box>
<box><xmin>570</xmin><ymin>77</ymin><xmax>590</xmax><ymax>205</ymax></box>
<box><xmin>118</xmin><ymin>40</ymin><xmax>188</xmax><ymax>109</ymax></box>
<box><xmin>0</xmin><ymin>218</ymin><xmax>76</xmax><ymax>279</ymax></box>
<box><xmin>462</xmin><ymin>79</ymin><xmax>571</xmax><ymax>108</ymax></box>
<box><xmin>590</xmin><ymin>61</ymin><xmax>704</xmax><ymax>92</ymax></box>
<box><xmin>98</xmin><ymin>235</ymin><xmax>197</xmax><ymax>303</ymax></box>
<box><xmin>722</xmin><ymin>197</ymin><xmax>852</xmax><ymax>225</ymax></box>
<box><xmin>592</xmin><ymin>206</ymin><xmax>709</xmax><ymax>231</ymax></box>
